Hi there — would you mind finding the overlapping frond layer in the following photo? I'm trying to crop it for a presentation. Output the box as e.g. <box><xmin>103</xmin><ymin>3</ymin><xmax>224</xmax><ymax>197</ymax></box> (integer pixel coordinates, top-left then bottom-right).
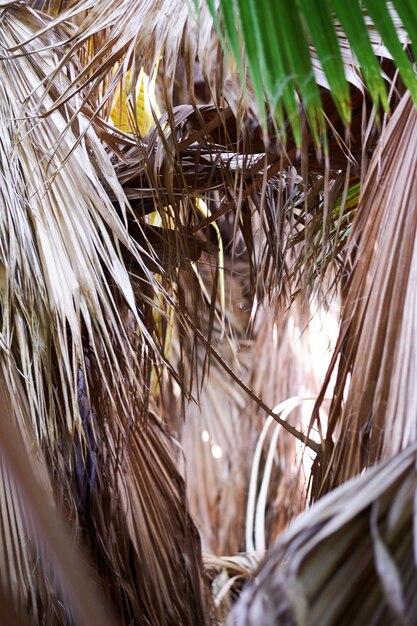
<box><xmin>74</xmin><ymin>388</ymin><xmax>210</xmax><ymax>626</ymax></box>
<box><xmin>10</xmin><ymin>0</ymin><xmax>410</xmax><ymax>317</ymax></box>
<box><xmin>0</xmin><ymin>5</ymin><xmax>210</xmax><ymax>624</ymax></box>
<box><xmin>14</xmin><ymin>0</ymin><xmax>399</xmax><ymax>305</ymax></box>
<box><xmin>166</xmin><ymin>245</ymin><xmax>336</xmax><ymax>565</ymax></box>
<box><xmin>167</xmin><ymin>258</ymin><xmax>255</xmax><ymax>556</ymax></box>
<box><xmin>3</xmin><ymin>2</ymin><xmax>416</xmax><ymax>625</ymax></box>
<box><xmin>19</xmin><ymin>0</ymin><xmax>407</xmax><ymax>151</ymax></box>
<box><xmin>230</xmin><ymin>442</ymin><xmax>417</xmax><ymax>626</ymax></box>
<box><xmin>0</xmin><ymin>5</ymin><xmax>154</xmax><ymax>439</ymax></box>
<box><xmin>18</xmin><ymin>0</ymin><xmax>226</xmax><ymax>119</ymax></box>
<box><xmin>111</xmin><ymin>100</ymin><xmax>365</xmax><ymax>307</ymax></box>
<box><xmin>246</xmin><ymin>301</ymin><xmax>336</xmax><ymax>546</ymax></box>
<box><xmin>310</xmin><ymin>93</ymin><xmax>417</xmax><ymax>497</ymax></box>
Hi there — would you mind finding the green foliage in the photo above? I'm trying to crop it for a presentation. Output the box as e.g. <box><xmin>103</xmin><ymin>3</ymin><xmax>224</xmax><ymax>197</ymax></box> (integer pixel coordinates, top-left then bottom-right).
<box><xmin>207</xmin><ymin>0</ymin><xmax>417</xmax><ymax>147</ymax></box>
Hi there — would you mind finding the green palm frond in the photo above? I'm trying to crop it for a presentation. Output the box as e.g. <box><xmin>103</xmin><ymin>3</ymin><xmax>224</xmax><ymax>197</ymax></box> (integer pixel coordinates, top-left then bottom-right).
<box><xmin>206</xmin><ymin>0</ymin><xmax>416</xmax><ymax>146</ymax></box>
<box><xmin>15</xmin><ymin>0</ymin><xmax>409</xmax><ymax>149</ymax></box>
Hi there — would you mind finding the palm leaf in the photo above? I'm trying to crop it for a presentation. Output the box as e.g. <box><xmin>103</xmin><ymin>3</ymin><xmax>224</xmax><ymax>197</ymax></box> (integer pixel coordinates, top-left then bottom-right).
<box><xmin>0</xmin><ymin>5</ymin><xmax>210</xmax><ymax>624</ymax></box>
<box><xmin>4</xmin><ymin>2</ymin><xmax>417</xmax><ymax>625</ymax></box>
<box><xmin>310</xmin><ymin>92</ymin><xmax>417</xmax><ymax>498</ymax></box>
<box><xmin>207</xmin><ymin>0</ymin><xmax>415</xmax><ymax>146</ymax></box>
<box><xmin>0</xmin><ymin>377</ymin><xmax>117</xmax><ymax>626</ymax></box>
<box><xmin>230</xmin><ymin>442</ymin><xmax>417</xmax><ymax>626</ymax></box>
<box><xmin>11</xmin><ymin>0</ymin><xmax>405</xmax><ymax>308</ymax></box>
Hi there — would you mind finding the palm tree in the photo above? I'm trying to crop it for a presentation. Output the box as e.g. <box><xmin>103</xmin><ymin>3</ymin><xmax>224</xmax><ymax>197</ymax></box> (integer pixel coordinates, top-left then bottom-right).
<box><xmin>1</xmin><ymin>1</ymin><xmax>417</xmax><ymax>625</ymax></box>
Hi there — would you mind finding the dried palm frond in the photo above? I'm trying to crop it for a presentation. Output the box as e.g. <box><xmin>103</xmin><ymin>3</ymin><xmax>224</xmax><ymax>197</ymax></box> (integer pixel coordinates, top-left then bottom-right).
<box><xmin>0</xmin><ymin>376</ymin><xmax>116</xmax><ymax>626</ymax></box>
<box><xmin>244</xmin><ymin>297</ymin><xmax>338</xmax><ymax>547</ymax></box>
<box><xmin>4</xmin><ymin>3</ymin><xmax>417</xmax><ymax>626</ymax></box>
<box><xmin>204</xmin><ymin>552</ymin><xmax>260</xmax><ymax>624</ymax></box>
<box><xmin>164</xmin><ymin>255</ymin><xmax>254</xmax><ymax>556</ymax></box>
<box><xmin>9</xmin><ymin>0</ymin><xmax>406</xmax><ymax>309</ymax></box>
<box><xmin>108</xmin><ymin>100</ymin><xmax>362</xmax><ymax>307</ymax></box>
<box><xmin>288</xmin><ymin>177</ymin><xmax>360</xmax><ymax>302</ymax></box>
<box><xmin>164</xmin><ymin>240</ymin><xmax>337</xmax><ymax>556</ymax></box>
<box><xmin>5</xmin><ymin>0</ymin><xmax>414</xmax><ymax>324</ymax></box>
<box><xmin>310</xmin><ymin>92</ymin><xmax>417</xmax><ymax>498</ymax></box>
<box><xmin>230</xmin><ymin>441</ymin><xmax>417</xmax><ymax>626</ymax></box>
<box><xmin>0</xmin><ymin>5</ymin><xmax>210</xmax><ymax>624</ymax></box>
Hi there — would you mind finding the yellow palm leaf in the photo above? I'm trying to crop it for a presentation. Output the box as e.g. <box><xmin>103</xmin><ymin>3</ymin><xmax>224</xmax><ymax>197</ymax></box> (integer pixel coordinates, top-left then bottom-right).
<box><xmin>110</xmin><ymin>65</ymin><xmax>160</xmax><ymax>135</ymax></box>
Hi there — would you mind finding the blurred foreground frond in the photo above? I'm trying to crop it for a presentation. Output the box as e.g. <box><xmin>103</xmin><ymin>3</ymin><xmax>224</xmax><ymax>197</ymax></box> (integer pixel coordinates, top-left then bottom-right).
<box><xmin>231</xmin><ymin>442</ymin><xmax>417</xmax><ymax>626</ymax></box>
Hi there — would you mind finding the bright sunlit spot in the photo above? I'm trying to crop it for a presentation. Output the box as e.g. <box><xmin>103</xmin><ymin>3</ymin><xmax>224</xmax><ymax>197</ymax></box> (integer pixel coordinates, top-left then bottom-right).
<box><xmin>211</xmin><ymin>444</ymin><xmax>223</xmax><ymax>459</ymax></box>
<box><xmin>201</xmin><ymin>430</ymin><xmax>210</xmax><ymax>442</ymax></box>
<box><xmin>272</xmin><ymin>322</ymin><xmax>278</xmax><ymax>348</ymax></box>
